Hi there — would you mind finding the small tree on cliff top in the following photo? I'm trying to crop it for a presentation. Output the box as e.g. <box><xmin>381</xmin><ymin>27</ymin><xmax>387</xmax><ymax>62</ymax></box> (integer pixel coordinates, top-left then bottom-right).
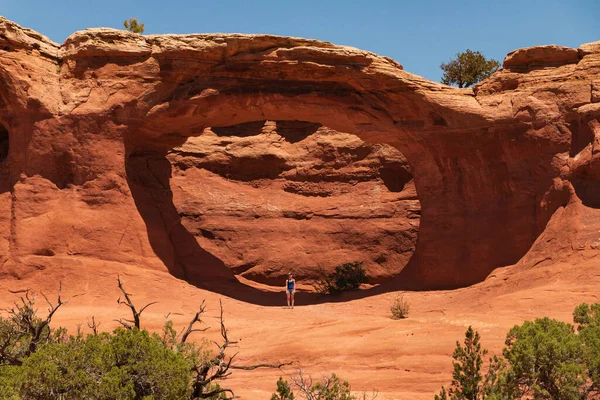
<box><xmin>440</xmin><ymin>49</ymin><xmax>500</xmax><ymax>88</ymax></box>
<box><xmin>123</xmin><ymin>18</ymin><xmax>145</xmax><ymax>34</ymax></box>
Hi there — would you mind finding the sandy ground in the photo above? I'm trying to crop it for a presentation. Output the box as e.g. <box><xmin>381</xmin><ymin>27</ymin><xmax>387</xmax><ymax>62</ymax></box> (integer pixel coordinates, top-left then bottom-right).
<box><xmin>0</xmin><ymin>256</ymin><xmax>598</xmax><ymax>399</ymax></box>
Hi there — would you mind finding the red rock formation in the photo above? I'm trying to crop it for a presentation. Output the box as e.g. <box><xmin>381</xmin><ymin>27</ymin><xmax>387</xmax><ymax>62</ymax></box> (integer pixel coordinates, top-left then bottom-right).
<box><xmin>167</xmin><ymin>121</ymin><xmax>419</xmax><ymax>285</ymax></box>
<box><xmin>0</xmin><ymin>17</ymin><xmax>598</xmax><ymax>290</ymax></box>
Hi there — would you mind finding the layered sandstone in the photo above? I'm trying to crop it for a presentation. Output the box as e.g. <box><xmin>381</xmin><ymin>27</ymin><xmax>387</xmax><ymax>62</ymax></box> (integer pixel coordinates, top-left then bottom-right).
<box><xmin>167</xmin><ymin>121</ymin><xmax>419</xmax><ymax>284</ymax></box>
<box><xmin>0</xmin><ymin>17</ymin><xmax>598</xmax><ymax>290</ymax></box>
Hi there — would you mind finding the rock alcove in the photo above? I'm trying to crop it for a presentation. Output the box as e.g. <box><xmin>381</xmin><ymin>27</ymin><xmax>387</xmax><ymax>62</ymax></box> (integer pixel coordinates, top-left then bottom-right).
<box><xmin>164</xmin><ymin>120</ymin><xmax>420</xmax><ymax>286</ymax></box>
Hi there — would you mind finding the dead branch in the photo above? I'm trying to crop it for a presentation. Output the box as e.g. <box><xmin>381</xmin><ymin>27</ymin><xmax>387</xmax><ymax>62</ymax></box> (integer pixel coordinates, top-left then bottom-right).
<box><xmin>190</xmin><ymin>299</ymin><xmax>292</xmax><ymax>399</ymax></box>
<box><xmin>289</xmin><ymin>368</ymin><xmax>378</xmax><ymax>400</ymax></box>
<box><xmin>87</xmin><ymin>316</ymin><xmax>100</xmax><ymax>336</ymax></box>
<box><xmin>115</xmin><ymin>275</ymin><xmax>157</xmax><ymax>329</ymax></box>
<box><xmin>190</xmin><ymin>299</ymin><xmax>237</xmax><ymax>398</ymax></box>
<box><xmin>0</xmin><ymin>283</ymin><xmax>69</xmax><ymax>365</ymax></box>
<box><xmin>76</xmin><ymin>322</ymin><xmax>83</xmax><ymax>337</ymax></box>
<box><xmin>180</xmin><ymin>300</ymin><xmax>208</xmax><ymax>344</ymax></box>
<box><xmin>40</xmin><ymin>282</ymin><xmax>65</xmax><ymax>322</ymax></box>
<box><xmin>30</xmin><ymin>283</ymin><xmax>67</xmax><ymax>353</ymax></box>
<box><xmin>0</xmin><ymin>329</ymin><xmax>21</xmax><ymax>366</ymax></box>
<box><xmin>216</xmin><ymin>299</ymin><xmax>238</xmax><ymax>351</ymax></box>
<box><xmin>360</xmin><ymin>391</ymin><xmax>379</xmax><ymax>400</ymax></box>
<box><xmin>231</xmin><ymin>361</ymin><xmax>294</xmax><ymax>370</ymax></box>
<box><xmin>290</xmin><ymin>368</ymin><xmax>317</xmax><ymax>400</ymax></box>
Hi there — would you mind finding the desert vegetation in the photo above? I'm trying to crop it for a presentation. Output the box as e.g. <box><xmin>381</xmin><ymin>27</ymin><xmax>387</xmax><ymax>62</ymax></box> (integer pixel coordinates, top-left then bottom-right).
<box><xmin>0</xmin><ymin>278</ymin><xmax>598</xmax><ymax>399</ymax></box>
<box><xmin>390</xmin><ymin>295</ymin><xmax>410</xmax><ymax>319</ymax></box>
<box><xmin>313</xmin><ymin>262</ymin><xmax>369</xmax><ymax>295</ymax></box>
<box><xmin>440</xmin><ymin>49</ymin><xmax>500</xmax><ymax>88</ymax></box>
<box><xmin>0</xmin><ymin>279</ymin><xmax>287</xmax><ymax>399</ymax></box>
<box><xmin>272</xmin><ymin>371</ymin><xmax>377</xmax><ymax>400</ymax></box>
<box><xmin>435</xmin><ymin>303</ymin><xmax>600</xmax><ymax>399</ymax></box>
<box><xmin>123</xmin><ymin>18</ymin><xmax>145</xmax><ymax>33</ymax></box>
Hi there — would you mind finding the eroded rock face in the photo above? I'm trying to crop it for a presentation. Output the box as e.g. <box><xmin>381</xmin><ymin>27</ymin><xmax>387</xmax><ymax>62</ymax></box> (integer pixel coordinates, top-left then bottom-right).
<box><xmin>0</xmin><ymin>17</ymin><xmax>598</xmax><ymax>290</ymax></box>
<box><xmin>165</xmin><ymin>121</ymin><xmax>419</xmax><ymax>284</ymax></box>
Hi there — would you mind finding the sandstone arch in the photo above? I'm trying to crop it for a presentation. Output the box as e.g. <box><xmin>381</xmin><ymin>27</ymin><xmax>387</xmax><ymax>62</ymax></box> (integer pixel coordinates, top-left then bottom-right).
<box><xmin>117</xmin><ymin>36</ymin><xmax>578</xmax><ymax>289</ymax></box>
<box><xmin>1</xmin><ymin>18</ymin><xmax>599</xmax><ymax>290</ymax></box>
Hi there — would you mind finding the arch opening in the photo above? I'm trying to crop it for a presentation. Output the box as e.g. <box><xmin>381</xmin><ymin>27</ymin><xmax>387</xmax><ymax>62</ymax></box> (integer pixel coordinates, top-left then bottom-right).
<box><xmin>166</xmin><ymin>120</ymin><xmax>420</xmax><ymax>287</ymax></box>
<box><xmin>127</xmin><ymin>120</ymin><xmax>421</xmax><ymax>288</ymax></box>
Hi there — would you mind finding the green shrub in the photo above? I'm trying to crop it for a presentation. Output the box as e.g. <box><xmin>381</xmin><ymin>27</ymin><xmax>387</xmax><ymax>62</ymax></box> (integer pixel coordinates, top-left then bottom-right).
<box><xmin>0</xmin><ymin>291</ymin><xmax>68</xmax><ymax>367</ymax></box>
<box><xmin>440</xmin><ymin>49</ymin><xmax>499</xmax><ymax>88</ymax></box>
<box><xmin>0</xmin><ymin>366</ymin><xmax>20</xmax><ymax>400</ymax></box>
<box><xmin>436</xmin><ymin>303</ymin><xmax>600</xmax><ymax>400</ymax></box>
<box><xmin>19</xmin><ymin>328</ymin><xmax>192</xmax><ymax>400</ymax></box>
<box><xmin>390</xmin><ymin>295</ymin><xmax>410</xmax><ymax>319</ymax></box>
<box><xmin>573</xmin><ymin>303</ymin><xmax>600</xmax><ymax>395</ymax></box>
<box><xmin>123</xmin><ymin>18</ymin><xmax>144</xmax><ymax>33</ymax></box>
<box><xmin>0</xmin><ymin>279</ymin><xmax>287</xmax><ymax>399</ymax></box>
<box><xmin>434</xmin><ymin>326</ymin><xmax>503</xmax><ymax>400</ymax></box>
<box><xmin>314</xmin><ymin>262</ymin><xmax>369</xmax><ymax>295</ymax></box>
<box><xmin>309</xmin><ymin>373</ymin><xmax>355</xmax><ymax>400</ymax></box>
<box><xmin>502</xmin><ymin>317</ymin><xmax>586</xmax><ymax>399</ymax></box>
<box><xmin>271</xmin><ymin>376</ymin><xmax>294</xmax><ymax>400</ymax></box>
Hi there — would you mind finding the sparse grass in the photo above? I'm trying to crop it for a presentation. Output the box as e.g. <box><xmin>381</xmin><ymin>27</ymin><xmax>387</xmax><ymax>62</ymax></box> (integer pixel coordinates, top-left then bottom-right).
<box><xmin>390</xmin><ymin>295</ymin><xmax>410</xmax><ymax>319</ymax></box>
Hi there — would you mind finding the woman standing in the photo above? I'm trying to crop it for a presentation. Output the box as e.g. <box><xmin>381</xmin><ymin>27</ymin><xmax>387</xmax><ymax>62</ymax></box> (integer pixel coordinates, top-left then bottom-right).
<box><xmin>286</xmin><ymin>273</ymin><xmax>295</xmax><ymax>309</ymax></box>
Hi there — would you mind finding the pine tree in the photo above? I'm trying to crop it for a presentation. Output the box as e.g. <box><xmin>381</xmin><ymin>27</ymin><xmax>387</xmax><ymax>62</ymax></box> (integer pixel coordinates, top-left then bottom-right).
<box><xmin>435</xmin><ymin>326</ymin><xmax>502</xmax><ymax>400</ymax></box>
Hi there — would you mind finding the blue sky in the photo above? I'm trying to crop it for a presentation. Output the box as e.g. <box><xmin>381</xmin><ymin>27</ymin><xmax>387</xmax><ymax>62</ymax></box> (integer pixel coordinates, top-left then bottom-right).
<box><xmin>1</xmin><ymin>0</ymin><xmax>598</xmax><ymax>81</ymax></box>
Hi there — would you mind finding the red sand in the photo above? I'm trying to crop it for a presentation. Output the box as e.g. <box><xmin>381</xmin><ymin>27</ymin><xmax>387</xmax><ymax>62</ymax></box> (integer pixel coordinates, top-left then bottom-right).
<box><xmin>1</xmin><ymin>256</ymin><xmax>597</xmax><ymax>399</ymax></box>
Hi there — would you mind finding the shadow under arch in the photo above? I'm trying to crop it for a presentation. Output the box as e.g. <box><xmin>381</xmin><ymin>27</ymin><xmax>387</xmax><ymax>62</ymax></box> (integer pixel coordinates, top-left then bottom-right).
<box><xmin>124</xmin><ymin>121</ymin><xmax>422</xmax><ymax>306</ymax></box>
<box><xmin>125</xmin><ymin>148</ymin><xmax>236</xmax><ymax>283</ymax></box>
